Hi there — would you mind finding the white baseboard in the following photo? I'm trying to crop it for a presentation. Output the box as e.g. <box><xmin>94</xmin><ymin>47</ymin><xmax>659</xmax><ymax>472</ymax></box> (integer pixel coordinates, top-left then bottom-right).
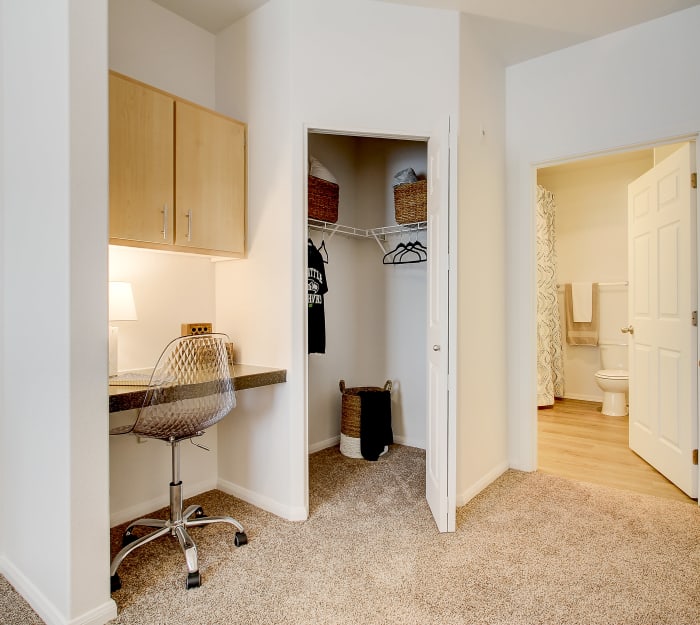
<box><xmin>392</xmin><ymin>434</ymin><xmax>425</xmax><ymax>450</ymax></box>
<box><xmin>110</xmin><ymin>477</ymin><xmax>218</xmax><ymax>526</ymax></box>
<box><xmin>217</xmin><ymin>478</ymin><xmax>307</xmax><ymax>521</ymax></box>
<box><xmin>309</xmin><ymin>435</ymin><xmax>339</xmax><ymax>453</ymax></box>
<box><xmin>308</xmin><ymin>435</ymin><xmax>424</xmax><ymax>453</ymax></box>
<box><xmin>0</xmin><ymin>556</ymin><xmax>117</xmax><ymax>625</ymax></box>
<box><xmin>563</xmin><ymin>392</ymin><xmax>603</xmax><ymax>403</ymax></box>
<box><xmin>456</xmin><ymin>461</ymin><xmax>509</xmax><ymax>507</ymax></box>
<box><xmin>68</xmin><ymin>601</ymin><xmax>118</xmax><ymax>625</ymax></box>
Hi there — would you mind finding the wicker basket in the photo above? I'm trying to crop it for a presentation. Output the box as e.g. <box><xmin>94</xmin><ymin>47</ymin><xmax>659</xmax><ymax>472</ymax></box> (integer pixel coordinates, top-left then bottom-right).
<box><xmin>394</xmin><ymin>179</ymin><xmax>427</xmax><ymax>224</ymax></box>
<box><xmin>339</xmin><ymin>379</ymin><xmax>392</xmax><ymax>458</ymax></box>
<box><xmin>308</xmin><ymin>175</ymin><xmax>339</xmax><ymax>223</ymax></box>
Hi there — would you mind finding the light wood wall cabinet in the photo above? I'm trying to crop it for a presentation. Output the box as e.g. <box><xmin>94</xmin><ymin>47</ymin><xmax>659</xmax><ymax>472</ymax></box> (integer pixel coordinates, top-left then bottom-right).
<box><xmin>109</xmin><ymin>72</ymin><xmax>246</xmax><ymax>257</ymax></box>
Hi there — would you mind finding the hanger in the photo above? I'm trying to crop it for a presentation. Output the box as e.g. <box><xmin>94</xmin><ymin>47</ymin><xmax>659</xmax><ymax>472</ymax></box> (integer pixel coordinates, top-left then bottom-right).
<box><xmin>307</xmin><ymin>236</ymin><xmax>329</xmax><ymax>264</ymax></box>
<box><xmin>318</xmin><ymin>240</ymin><xmax>329</xmax><ymax>264</ymax></box>
<box><xmin>382</xmin><ymin>231</ymin><xmax>427</xmax><ymax>265</ymax></box>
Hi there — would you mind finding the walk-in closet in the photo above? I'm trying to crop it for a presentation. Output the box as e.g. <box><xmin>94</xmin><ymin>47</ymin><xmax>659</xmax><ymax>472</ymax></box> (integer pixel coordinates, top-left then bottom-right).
<box><xmin>306</xmin><ymin>130</ymin><xmax>429</xmax><ymax>454</ymax></box>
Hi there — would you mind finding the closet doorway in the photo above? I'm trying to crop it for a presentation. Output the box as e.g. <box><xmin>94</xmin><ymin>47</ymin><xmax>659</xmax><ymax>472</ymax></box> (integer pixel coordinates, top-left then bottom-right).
<box><xmin>535</xmin><ymin>140</ymin><xmax>698</xmax><ymax>500</ymax></box>
<box><xmin>304</xmin><ymin>125</ymin><xmax>454</xmax><ymax>531</ymax></box>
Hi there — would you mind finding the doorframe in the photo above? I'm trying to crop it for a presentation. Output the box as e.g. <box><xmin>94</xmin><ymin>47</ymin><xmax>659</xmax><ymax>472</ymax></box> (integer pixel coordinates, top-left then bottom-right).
<box><xmin>300</xmin><ymin>121</ymin><xmax>457</xmax><ymax>524</ymax></box>
<box><xmin>527</xmin><ymin>132</ymin><xmax>700</xmax><ymax>499</ymax></box>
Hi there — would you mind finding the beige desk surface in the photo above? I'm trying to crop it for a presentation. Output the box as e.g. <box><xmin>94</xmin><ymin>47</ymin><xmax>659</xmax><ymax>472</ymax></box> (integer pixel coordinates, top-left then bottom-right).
<box><xmin>109</xmin><ymin>363</ymin><xmax>287</xmax><ymax>413</ymax></box>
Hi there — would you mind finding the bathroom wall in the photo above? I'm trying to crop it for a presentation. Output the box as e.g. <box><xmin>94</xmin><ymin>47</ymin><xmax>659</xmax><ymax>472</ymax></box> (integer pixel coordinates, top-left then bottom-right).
<box><xmin>537</xmin><ymin>149</ymin><xmax>653</xmax><ymax>401</ymax></box>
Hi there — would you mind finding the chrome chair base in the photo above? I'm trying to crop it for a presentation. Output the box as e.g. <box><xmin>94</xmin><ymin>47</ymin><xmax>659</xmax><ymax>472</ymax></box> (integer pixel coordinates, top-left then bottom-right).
<box><xmin>110</xmin><ymin>443</ymin><xmax>247</xmax><ymax>591</ymax></box>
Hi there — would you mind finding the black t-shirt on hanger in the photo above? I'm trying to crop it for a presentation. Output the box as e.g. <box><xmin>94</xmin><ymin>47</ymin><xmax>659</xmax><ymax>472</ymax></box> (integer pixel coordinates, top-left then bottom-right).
<box><xmin>308</xmin><ymin>239</ymin><xmax>328</xmax><ymax>354</ymax></box>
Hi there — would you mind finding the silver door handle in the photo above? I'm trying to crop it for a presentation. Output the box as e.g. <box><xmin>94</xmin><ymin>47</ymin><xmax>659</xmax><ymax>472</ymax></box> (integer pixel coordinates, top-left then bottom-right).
<box><xmin>186</xmin><ymin>210</ymin><xmax>192</xmax><ymax>241</ymax></box>
<box><xmin>161</xmin><ymin>203</ymin><xmax>168</xmax><ymax>240</ymax></box>
<box><xmin>432</xmin><ymin>345</ymin><xmax>441</xmax><ymax>351</ymax></box>
<box><xmin>621</xmin><ymin>325</ymin><xmax>634</xmax><ymax>335</ymax></box>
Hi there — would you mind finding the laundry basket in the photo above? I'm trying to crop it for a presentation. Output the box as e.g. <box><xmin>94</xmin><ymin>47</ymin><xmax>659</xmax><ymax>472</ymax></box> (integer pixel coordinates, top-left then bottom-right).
<box><xmin>339</xmin><ymin>379</ymin><xmax>392</xmax><ymax>459</ymax></box>
<box><xmin>394</xmin><ymin>179</ymin><xmax>427</xmax><ymax>224</ymax></box>
<box><xmin>308</xmin><ymin>175</ymin><xmax>339</xmax><ymax>223</ymax></box>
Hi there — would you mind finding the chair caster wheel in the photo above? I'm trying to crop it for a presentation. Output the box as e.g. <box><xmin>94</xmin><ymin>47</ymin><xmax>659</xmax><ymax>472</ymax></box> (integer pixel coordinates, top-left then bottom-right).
<box><xmin>110</xmin><ymin>574</ymin><xmax>122</xmax><ymax>593</ymax></box>
<box><xmin>194</xmin><ymin>506</ymin><xmax>206</xmax><ymax>518</ymax></box>
<box><xmin>186</xmin><ymin>571</ymin><xmax>201</xmax><ymax>589</ymax></box>
<box><xmin>234</xmin><ymin>531</ymin><xmax>248</xmax><ymax>547</ymax></box>
<box><xmin>121</xmin><ymin>531</ymin><xmax>139</xmax><ymax>548</ymax></box>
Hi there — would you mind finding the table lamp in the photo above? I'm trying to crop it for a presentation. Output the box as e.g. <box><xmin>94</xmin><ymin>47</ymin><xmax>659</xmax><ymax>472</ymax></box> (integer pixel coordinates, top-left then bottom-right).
<box><xmin>109</xmin><ymin>281</ymin><xmax>138</xmax><ymax>376</ymax></box>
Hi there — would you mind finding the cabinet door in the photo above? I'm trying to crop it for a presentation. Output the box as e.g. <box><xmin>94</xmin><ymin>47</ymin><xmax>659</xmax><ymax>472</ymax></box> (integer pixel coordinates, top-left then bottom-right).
<box><xmin>175</xmin><ymin>101</ymin><xmax>246</xmax><ymax>255</ymax></box>
<box><xmin>109</xmin><ymin>73</ymin><xmax>174</xmax><ymax>244</ymax></box>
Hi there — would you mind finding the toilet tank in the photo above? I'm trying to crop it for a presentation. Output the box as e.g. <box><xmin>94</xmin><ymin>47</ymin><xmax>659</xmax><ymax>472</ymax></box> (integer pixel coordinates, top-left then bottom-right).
<box><xmin>600</xmin><ymin>343</ymin><xmax>627</xmax><ymax>370</ymax></box>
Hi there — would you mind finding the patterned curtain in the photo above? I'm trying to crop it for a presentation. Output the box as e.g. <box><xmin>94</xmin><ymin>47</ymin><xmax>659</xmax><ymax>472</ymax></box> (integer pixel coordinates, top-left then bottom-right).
<box><xmin>536</xmin><ymin>185</ymin><xmax>564</xmax><ymax>406</ymax></box>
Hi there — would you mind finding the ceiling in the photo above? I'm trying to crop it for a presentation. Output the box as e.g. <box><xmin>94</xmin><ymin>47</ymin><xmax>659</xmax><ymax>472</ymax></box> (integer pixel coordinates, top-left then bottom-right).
<box><xmin>151</xmin><ymin>0</ymin><xmax>700</xmax><ymax>64</ymax></box>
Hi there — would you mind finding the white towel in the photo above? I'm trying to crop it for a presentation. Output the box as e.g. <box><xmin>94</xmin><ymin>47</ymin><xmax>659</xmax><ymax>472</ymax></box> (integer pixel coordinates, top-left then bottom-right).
<box><xmin>571</xmin><ymin>282</ymin><xmax>593</xmax><ymax>322</ymax></box>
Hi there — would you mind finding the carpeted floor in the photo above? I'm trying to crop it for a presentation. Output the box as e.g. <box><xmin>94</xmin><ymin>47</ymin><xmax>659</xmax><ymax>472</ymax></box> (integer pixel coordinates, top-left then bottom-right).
<box><xmin>2</xmin><ymin>444</ymin><xmax>699</xmax><ymax>624</ymax></box>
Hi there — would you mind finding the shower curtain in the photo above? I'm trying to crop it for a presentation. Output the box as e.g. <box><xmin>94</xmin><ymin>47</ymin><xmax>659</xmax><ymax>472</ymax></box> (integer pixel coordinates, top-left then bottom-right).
<box><xmin>536</xmin><ymin>185</ymin><xmax>564</xmax><ymax>406</ymax></box>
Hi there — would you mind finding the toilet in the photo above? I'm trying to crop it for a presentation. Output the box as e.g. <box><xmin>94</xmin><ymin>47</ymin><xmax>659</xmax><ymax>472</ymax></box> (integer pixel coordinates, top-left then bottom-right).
<box><xmin>594</xmin><ymin>344</ymin><xmax>629</xmax><ymax>416</ymax></box>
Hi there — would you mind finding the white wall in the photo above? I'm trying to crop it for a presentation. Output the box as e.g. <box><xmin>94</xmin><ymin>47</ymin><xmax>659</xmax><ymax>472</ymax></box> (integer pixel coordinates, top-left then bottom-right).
<box><xmin>214</xmin><ymin>0</ymin><xmax>300</xmax><ymax>519</ymax></box>
<box><xmin>107</xmin><ymin>0</ymin><xmax>222</xmax><ymax>523</ymax></box>
<box><xmin>456</xmin><ymin>15</ymin><xmax>508</xmax><ymax>503</ymax></box>
<box><xmin>215</xmin><ymin>0</ymin><xmax>458</xmax><ymax>520</ymax></box>
<box><xmin>0</xmin><ymin>0</ymin><xmax>5</xmax><ymax>583</ymax></box>
<box><xmin>538</xmin><ymin>152</ymin><xmax>653</xmax><ymax>401</ymax></box>
<box><xmin>0</xmin><ymin>1</ymin><xmax>116</xmax><ymax>624</ymax></box>
<box><xmin>108</xmin><ymin>0</ymin><xmax>215</xmax><ymax>109</ymax></box>
<box><xmin>506</xmin><ymin>6</ymin><xmax>700</xmax><ymax>471</ymax></box>
<box><xmin>108</xmin><ymin>0</ymin><xmax>219</xmax><ymax>375</ymax></box>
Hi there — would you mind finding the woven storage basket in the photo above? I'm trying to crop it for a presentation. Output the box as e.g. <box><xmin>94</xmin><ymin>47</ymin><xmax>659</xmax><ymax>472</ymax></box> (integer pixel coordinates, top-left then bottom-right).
<box><xmin>339</xmin><ymin>379</ymin><xmax>392</xmax><ymax>458</ymax></box>
<box><xmin>308</xmin><ymin>175</ymin><xmax>339</xmax><ymax>223</ymax></box>
<box><xmin>394</xmin><ymin>179</ymin><xmax>427</xmax><ymax>224</ymax></box>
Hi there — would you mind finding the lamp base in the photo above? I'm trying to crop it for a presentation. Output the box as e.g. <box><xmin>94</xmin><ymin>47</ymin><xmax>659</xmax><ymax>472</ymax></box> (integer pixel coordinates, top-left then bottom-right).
<box><xmin>109</xmin><ymin>325</ymin><xmax>119</xmax><ymax>377</ymax></box>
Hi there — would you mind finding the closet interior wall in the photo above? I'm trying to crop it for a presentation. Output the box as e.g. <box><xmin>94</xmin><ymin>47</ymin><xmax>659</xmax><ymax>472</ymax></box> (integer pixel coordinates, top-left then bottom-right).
<box><xmin>307</xmin><ymin>132</ymin><xmax>428</xmax><ymax>451</ymax></box>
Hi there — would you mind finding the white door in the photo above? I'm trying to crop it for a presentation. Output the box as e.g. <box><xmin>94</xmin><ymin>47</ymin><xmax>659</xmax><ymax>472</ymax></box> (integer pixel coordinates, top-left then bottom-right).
<box><xmin>628</xmin><ymin>142</ymin><xmax>698</xmax><ymax>498</ymax></box>
<box><xmin>426</xmin><ymin>119</ymin><xmax>455</xmax><ymax>531</ymax></box>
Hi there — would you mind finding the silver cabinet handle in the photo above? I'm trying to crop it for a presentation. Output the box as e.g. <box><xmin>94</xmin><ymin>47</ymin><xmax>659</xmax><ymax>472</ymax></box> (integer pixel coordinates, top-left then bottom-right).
<box><xmin>433</xmin><ymin>345</ymin><xmax>441</xmax><ymax>351</ymax></box>
<box><xmin>186</xmin><ymin>210</ymin><xmax>192</xmax><ymax>241</ymax></box>
<box><xmin>161</xmin><ymin>204</ymin><xmax>168</xmax><ymax>240</ymax></box>
<box><xmin>621</xmin><ymin>325</ymin><xmax>634</xmax><ymax>335</ymax></box>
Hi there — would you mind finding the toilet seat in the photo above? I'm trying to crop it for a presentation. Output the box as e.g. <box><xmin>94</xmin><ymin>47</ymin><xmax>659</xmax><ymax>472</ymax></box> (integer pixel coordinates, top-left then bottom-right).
<box><xmin>595</xmin><ymin>369</ymin><xmax>628</xmax><ymax>380</ymax></box>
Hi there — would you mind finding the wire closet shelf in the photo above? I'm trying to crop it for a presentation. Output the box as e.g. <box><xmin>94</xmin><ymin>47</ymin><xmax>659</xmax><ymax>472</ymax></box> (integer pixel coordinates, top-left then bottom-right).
<box><xmin>308</xmin><ymin>218</ymin><xmax>427</xmax><ymax>255</ymax></box>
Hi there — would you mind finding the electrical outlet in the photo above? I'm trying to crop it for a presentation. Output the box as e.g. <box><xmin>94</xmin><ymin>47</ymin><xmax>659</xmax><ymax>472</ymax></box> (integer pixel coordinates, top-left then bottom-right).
<box><xmin>181</xmin><ymin>322</ymin><xmax>213</xmax><ymax>336</ymax></box>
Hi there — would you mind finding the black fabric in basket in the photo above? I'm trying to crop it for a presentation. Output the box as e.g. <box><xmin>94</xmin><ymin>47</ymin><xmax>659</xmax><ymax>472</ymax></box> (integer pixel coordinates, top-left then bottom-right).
<box><xmin>358</xmin><ymin>390</ymin><xmax>393</xmax><ymax>461</ymax></box>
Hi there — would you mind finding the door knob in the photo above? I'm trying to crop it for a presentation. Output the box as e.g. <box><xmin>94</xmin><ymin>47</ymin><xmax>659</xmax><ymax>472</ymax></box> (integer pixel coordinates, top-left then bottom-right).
<box><xmin>621</xmin><ymin>325</ymin><xmax>634</xmax><ymax>335</ymax></box>
<box><xmin>432</xmin><ymin>345</ymin><xmax>441</xmax><ymax>351</ymax></box>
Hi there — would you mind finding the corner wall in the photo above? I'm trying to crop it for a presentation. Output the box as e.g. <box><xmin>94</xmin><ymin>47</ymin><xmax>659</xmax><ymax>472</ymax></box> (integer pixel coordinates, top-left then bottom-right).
<box><xmin>455</xmin><ymin>15</ymin><xmax>509</xmax><ymax>503</ymax></box>
<box><xmin>506</xmin><ymin>5</ymin><xmax>700</xmax><ymax>471</ymax></box>
<box><xmin>214</xmin><ymin>0</ymin><xmax>300</xmax><ymax>519</ymax></box>
<box><xmin>214</xmin><ymin>0</ymin><xmax>459</xmax><ymax>520</ymax></box>
<box><xmin>0</xmin><ymin>1</ymin><xmax>116</xmax><ymax>623</ymax></box>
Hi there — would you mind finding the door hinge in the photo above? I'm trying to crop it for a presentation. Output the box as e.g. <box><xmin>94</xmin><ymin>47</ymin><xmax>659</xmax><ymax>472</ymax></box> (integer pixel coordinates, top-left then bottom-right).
<box><xmin>693</xmin><ymin>449</ymin><xmax>698</xmax><ymax>465</ymax></box>
<box><xmin>692</xmin><ymin>172</ymin><xmax>697</xmax><ymax>189</ymax></box>
<box><xmin>693</xmin><ymin>311</ymin><xmax>698</xmax><ymax>326</ymax></box>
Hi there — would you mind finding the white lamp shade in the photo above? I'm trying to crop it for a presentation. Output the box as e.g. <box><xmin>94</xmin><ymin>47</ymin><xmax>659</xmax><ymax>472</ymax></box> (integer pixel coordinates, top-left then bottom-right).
<box><xmin>109</xmin><ymin>281</ymin><xmax>138</xmax><ymax>321</ymax></box>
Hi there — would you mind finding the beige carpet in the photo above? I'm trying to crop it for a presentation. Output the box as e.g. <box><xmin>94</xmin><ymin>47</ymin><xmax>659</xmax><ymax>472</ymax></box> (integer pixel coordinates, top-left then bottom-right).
<box><xmin>2</xmin><ymin>445</ymin><xmax>699</xmax><ymax>625</ymax></box>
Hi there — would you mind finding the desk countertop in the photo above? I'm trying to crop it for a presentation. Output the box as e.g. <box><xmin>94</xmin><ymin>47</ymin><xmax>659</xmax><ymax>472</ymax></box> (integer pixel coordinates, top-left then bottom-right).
<box><xmin>109</xmin><ymin>364</ymin><xmax>287</xmax><ymax>413</ymax></box>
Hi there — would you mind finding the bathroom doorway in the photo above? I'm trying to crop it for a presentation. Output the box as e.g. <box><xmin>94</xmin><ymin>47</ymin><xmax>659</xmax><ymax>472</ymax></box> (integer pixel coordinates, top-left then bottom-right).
<box><xmin>534</xmin><ymin>141</ymin><xmax>698</xmax><ymax>500</ymax></box>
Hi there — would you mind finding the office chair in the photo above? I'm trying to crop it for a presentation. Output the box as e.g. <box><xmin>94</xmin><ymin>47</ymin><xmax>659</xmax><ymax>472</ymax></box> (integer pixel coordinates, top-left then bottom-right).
<box><xmin>109</xmin><ymin>333</ymin><xmax>247</xmax><ymax>591</ymax></box>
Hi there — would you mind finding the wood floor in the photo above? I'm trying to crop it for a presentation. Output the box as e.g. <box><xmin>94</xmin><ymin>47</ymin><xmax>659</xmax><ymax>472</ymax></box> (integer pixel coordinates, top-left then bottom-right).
<box><xmin>538</xmin><ymin>398</ymin><xmax>695</xmax><ymax>503</ymax></box>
